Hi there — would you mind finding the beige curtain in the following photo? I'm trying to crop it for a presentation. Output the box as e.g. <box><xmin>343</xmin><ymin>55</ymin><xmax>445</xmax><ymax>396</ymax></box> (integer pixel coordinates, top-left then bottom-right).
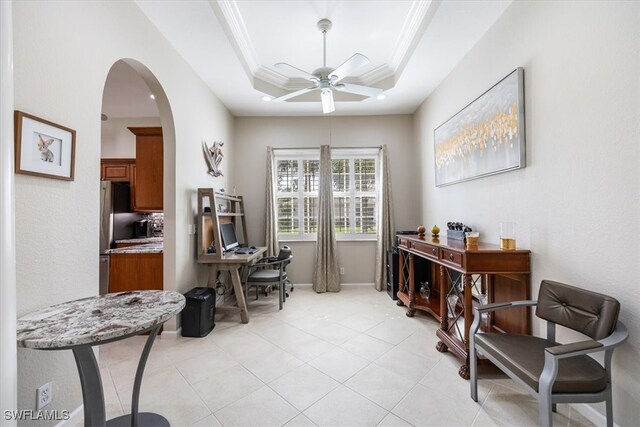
<box><xmin>375</xmin><ymin>144</ymin><xmax>395</xmax><ymax>291</ymax></box>
<box><xmin>313</xmin><ymin>145</ymin><xmax>340</xmax><ymax>293</ymax></box>
<box><xmin>264</xmin><ymin>146</ymin><xmax>279</xmax><ymax>257</ymax></box>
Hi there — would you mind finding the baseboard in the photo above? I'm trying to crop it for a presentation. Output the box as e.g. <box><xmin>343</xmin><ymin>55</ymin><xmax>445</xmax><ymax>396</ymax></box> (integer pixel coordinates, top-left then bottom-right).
<box><xmin>569</xmin><ymin>403</ymin><xmax>618</xmax><ymax>427</ymax></box>
<box><xmin>294</xmin><ymin>283</ymin><xmax>375</xmax><ymax>288</ymax></box>
<box><xmin>292</xmin><ymin>283</ymin><xmax>312</xmax><ymax>287</ymax></box>
<box><xmin>56</xmin><ymin>405</ymin><xmax>82</xmax><ymax>427</ymax></box>
<box><xmin>160</xmin><ymin>327</ymin><xmax>181</xmax><ymax>340</ymax></box>
<box><xmin>341</xmin><ymin>282</ymin><xmax>375</xmax><ymax>287</ymax></box>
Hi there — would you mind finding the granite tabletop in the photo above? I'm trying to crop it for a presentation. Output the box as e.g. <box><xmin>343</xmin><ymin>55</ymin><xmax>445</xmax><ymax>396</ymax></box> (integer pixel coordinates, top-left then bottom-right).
<box><xmin>106</xmin><ymin>242</ymin><xmax>163</xmax><ymax>254</ymax></box>
<box><xmin>115</xmin><ymin>237</ymin><xmax>163</xmax><ymax>244</ymax></box>
<box><xmin>17</xmin><ymin>290</ymin><xmax>185</xmax><ymax>349</ymax></box>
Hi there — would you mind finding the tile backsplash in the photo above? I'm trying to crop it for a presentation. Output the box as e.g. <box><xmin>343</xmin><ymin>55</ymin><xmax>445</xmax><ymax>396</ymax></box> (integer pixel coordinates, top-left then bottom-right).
<box><xmin>145</xmin><ymin>213</ymin><xmax>164</xmax><ymax>236</ymax></box>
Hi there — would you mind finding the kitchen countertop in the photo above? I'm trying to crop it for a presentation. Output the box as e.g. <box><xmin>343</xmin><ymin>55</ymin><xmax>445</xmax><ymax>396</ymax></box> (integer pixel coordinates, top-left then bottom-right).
<box><xmin>115</xmin><ymin>236</ymin><xmax>163</xmax><ymax>244</ymax></box>
<box><xmin>106</xmin><ymin>242</ymin><xmax>163</xmax><ymax>254</ymax></box>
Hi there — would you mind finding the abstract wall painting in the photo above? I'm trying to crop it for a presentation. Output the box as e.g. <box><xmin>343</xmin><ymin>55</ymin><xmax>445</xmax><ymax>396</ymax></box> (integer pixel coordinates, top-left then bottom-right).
<box><xmin>434</xmin><ymin>68</ymin><xmax>525</xmax><ymax>187</ymax></box>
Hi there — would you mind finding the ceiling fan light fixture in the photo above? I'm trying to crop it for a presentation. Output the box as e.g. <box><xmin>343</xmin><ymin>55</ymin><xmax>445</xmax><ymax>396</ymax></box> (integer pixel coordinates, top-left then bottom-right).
<box><xmin>321</xmin><ymin>88</ymin><xmax>335</xmax><ymax>114</ymax></box>
<box><xmin>261</xmin><ymin>95</ymin><xmax>273</xmax><ymax>102</ymax></box>
<box><xmin>377</xmin><ymin>94</ymin><xmax>387</xmax><ymax>101</ymax></box>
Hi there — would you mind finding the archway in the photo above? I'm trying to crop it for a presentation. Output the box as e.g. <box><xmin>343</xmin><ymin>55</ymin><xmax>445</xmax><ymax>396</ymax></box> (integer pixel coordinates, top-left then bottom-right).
<box><xmin>100</xmin><ymin>59</ymin><xmax>178</xmax><ymax>331</ymax></box>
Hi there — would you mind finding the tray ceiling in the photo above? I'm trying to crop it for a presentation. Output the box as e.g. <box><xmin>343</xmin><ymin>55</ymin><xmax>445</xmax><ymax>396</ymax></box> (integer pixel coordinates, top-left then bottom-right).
<box><xmin>126</xmin><ymin>0</ymin><xmax>511</xmax><ymax>117</ymax></box>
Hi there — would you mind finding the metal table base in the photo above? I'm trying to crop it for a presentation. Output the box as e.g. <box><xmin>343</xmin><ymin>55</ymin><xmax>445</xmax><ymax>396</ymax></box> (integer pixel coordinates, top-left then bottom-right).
<box><xmin>72</xmin><ymin>325</ymin><xmax>163</xmax><ymax>427</ymax></box>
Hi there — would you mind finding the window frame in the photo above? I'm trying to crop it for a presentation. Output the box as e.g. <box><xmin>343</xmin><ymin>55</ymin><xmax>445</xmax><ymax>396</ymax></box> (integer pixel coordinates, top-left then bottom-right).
<box><xmin>274</xmin><ymin>149</ymin><xmax>319</xmax><ymax>242</ymax></box>
<box><xmin>331</xmin><ymin>148</ymin><xmax>379</xmax><ymax>241</ymax></box>
<box><xmin>273</xmin><ymin>147</ymin><xmax>380</xmax><ymax>242</ymax></box>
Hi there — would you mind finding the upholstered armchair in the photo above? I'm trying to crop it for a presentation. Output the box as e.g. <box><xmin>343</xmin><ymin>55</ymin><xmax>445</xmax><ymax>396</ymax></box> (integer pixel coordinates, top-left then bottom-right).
<box><xmin>470</xmin><ymin>280</ymin><xmax>628</xmax><ymax>427</ymax></box>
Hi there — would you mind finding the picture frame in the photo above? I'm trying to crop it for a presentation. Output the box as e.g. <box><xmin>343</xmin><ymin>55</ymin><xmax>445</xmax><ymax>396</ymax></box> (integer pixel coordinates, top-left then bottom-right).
<box><xmin>14</xmin><ymin>111</ymin><xmax>76</xmax><ymax>181</ymax></box>
<box><xmin>434</xmin><ymin>67</ymin><xmax>525</xmax><ymax>187</ymax></box>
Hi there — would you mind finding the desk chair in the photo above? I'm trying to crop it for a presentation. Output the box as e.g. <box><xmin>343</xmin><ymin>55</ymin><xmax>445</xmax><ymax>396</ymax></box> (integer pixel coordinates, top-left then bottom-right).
<box><xmin>470</xmin><ymin>280</ymin><xmax>627</xmax><ymax>427</ymax></box>
<box><xmin>244</xmin><ymin>247</ymin><xmax>293</xmax><ymax>310</ymax></box>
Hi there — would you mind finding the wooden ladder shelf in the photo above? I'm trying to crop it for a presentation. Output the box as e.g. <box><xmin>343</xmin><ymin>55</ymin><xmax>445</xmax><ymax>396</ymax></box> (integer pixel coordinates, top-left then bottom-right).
<box><xmin>197</xmin><ymin>188</ymin><xmax>248</xmax><ymax>261</ymax></box>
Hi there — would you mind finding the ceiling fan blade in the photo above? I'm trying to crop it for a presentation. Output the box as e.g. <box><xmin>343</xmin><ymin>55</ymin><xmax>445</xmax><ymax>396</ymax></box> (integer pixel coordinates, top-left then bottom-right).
<box><xmin>333</xmin><ymin>83</ymin><xmax>383</xmax><ymax>98</ymax></box>
<box><xmin>271</xmin><ymin>86</ymin><xmax>319</xmax><ymax>102</ymax></box>
<box><xmin>274</xmin><ymin>63</ymin><xmax>319</xmax><ymax>82</ymax></box>
<box><xmin>321</xmin><ymin>89</ymin><xmax>335</xmax><ymax>114</ymax></box>
<box><xmin>328</xmin><ymin>53</ymin><xmax>370</xmax><ymax>82</ymax></box>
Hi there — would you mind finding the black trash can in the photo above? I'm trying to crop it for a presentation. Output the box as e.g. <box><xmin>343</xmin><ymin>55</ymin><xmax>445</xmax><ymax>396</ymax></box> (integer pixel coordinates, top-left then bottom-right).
<box><xmin>182</xmin><ymin>287</ymin><xmax>216</xmax><ymax>337</ymax></box>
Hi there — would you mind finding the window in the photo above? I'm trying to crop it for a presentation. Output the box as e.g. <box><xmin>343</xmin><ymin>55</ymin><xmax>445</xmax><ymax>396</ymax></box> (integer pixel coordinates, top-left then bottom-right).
<box><xmin>274</xmin><ymin>148</ymin><xmax>379</xmax><ymax>241</ymax></box>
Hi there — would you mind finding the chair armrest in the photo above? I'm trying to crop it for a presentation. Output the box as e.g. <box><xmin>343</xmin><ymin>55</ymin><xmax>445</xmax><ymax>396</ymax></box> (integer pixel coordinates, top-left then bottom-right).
<box><xmin>546</xmin><ymin>340</ymin><xmax>602</xmax><ymax>357</ymax></box>
<box><xmin>538</xmin><ymin>321</ymin><xmax>629</xmax><ymax>398</ymax></box>
<box><xmin>546</xmin><ymin>321</ymin><xmax>629</xmax><ymax>360</ymax></box>
<box><xmin>599</xmin><ymin>321</ymin><xmax>629</xmax><ymax>349</ymax></box>
<box><xmin>250</xmin><ymin>258</ymin><xmax>288</xmax><ymax>270</ymax></box>
<box><xmin>471</xmin><ymin>300</ymin><xmax>537</xmax><ymax>337</ymax></box>
<box><xmin>473</xmin><ymin>300</ymin><xmax>537</xmax><ymax>315</ymax></box>
<box><xmin>249</xmin><ymin>262</ymin><xmax>273</xmax><ymax>269</ymax></box>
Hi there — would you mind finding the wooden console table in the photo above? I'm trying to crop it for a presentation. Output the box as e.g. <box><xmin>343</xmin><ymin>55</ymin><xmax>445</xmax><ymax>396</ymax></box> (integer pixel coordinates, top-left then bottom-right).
<box><xmin>396</xmin><ymin>234</ymin><xmax>530</xmax><ymax>379</ymax></box>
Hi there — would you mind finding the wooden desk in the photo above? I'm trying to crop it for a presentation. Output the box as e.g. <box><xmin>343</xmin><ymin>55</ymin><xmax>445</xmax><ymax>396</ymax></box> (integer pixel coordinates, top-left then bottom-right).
<box><xmin>396</xmin><ymin>234</ymin><xmax>530</xmax><ymax>379</ymax></box>
<box><xmin>197</xmin><ymin>247</ymin><xmax>267</xmax><ymax>323</ymax></box>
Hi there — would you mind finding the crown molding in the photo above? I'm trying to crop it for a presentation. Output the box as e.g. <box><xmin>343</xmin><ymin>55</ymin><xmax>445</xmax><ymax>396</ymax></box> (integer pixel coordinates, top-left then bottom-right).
<box><xmin>254</xmin><ymin>66</ymin><xmax>290</xmax><ymax>89</ymax></box>
<box><xmin>359</xmin><ymin>64</ymin><xmax>395</xmax><ymax>88</ymax></box>
<box><xmin>210</xmin><ymin>0</ymin><xmax>260</xmax><ymax>75</ymax></box>
<box><xmin>388</xmin><ymin>0</ymin><xmax>440</xmax><ymax>74</ymax></box>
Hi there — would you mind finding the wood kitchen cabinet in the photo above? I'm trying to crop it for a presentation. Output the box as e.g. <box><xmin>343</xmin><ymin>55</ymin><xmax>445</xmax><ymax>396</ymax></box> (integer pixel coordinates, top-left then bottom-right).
<box><xmin>129</xmin><ymin>127</ymin><xmax>163</xmax><ymax>212</ymax></box>
<box><xmin>109</xmin><ymin>253</ymin><xmax>163</xmax><ymax>293</ymax></box>
<box><xmin>100</xmin><ymin>158</ymin><xmax>135</xmax><ymax>182</ymax></box>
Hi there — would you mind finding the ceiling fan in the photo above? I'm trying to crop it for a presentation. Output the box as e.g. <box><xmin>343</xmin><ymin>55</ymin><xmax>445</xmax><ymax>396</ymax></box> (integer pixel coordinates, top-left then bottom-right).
<box><xmin>271</xmin><ymin>19</ymin><xmax>383</xmax><ymax>114</ymax></box>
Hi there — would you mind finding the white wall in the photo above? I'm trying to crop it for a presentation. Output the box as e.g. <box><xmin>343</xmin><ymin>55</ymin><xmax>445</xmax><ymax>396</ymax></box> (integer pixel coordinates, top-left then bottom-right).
<box><xmin>414</xmin><ymin>1</ymin><xmax>639</xmax><ymax>423</ymax></box>
<box><xmin>13</xmin><ymin>1</ymin><xmax>232</xmax><ymax>421</ymax></box>
<box><xmin>234</xmin><ymin>115</ymin><xmax>418</xmax><ymax>284</ymax></box>
<box><xmin>100</xmin><ymin>117</ymin><xmax>161</xmax><ymax>158</ymax></box>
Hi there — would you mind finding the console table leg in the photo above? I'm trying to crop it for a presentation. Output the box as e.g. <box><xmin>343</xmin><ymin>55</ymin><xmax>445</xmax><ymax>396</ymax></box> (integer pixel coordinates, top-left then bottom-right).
<box><xmin>436</xmin><ymin>341</ymin><xmax>448</xmax><ymax>353</ymax></box>
<box><xmin>72</xmin><ymin>346</ymin><xmax>106</xmax><ymax>427</ymax></box>
<box><xmin>458</xmin><ymin>363</ymin><xmax>470</xmax><ymax>380</ymax></box>
<box><xmin>439</xmin><ymin>266</ymin><xmax>448</xmax><ymax>330</ymax></box>
<box><xmin>459</xmin><ymin>274</ymin><xmax>473</xmax><ymax>380</ymax></box>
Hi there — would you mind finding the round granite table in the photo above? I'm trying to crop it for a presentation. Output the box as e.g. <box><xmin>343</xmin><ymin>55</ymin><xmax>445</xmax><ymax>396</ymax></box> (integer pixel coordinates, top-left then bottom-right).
<box><xmin>17</xmin><ymin>290</ymin><xmax>185</xmax><ymax>427</ymax></box>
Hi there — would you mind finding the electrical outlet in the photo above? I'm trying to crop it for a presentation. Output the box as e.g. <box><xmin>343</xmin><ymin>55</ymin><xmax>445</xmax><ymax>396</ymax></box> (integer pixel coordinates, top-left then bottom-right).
<box><xmin>339</xmin><ymin>267</ymin><xmax>345</xmax><ymax>275</ymax></box>
<box><xmin>188</xmin><ymin>224</ymin><xmax>196</xmax><ymax>235</ymax></box>
<box><xmin>36</xmin><ymin>382</ymin><xmax>52</xmax><ymax>410</ymax></box>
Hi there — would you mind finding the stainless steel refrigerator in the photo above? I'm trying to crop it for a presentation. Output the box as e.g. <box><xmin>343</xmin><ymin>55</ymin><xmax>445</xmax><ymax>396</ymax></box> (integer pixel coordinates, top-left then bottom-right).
<box><xmin>99</xmin><ymin>181</ymin><xmax>144</xmax><ymax>294</ymax></box>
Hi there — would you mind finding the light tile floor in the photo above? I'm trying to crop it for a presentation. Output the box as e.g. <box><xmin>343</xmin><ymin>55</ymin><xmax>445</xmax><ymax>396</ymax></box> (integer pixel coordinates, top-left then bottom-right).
<box><xmin>91</xmin><ymin>285</ymin><xmax>596</xmax><ymax>426</ymax></box>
